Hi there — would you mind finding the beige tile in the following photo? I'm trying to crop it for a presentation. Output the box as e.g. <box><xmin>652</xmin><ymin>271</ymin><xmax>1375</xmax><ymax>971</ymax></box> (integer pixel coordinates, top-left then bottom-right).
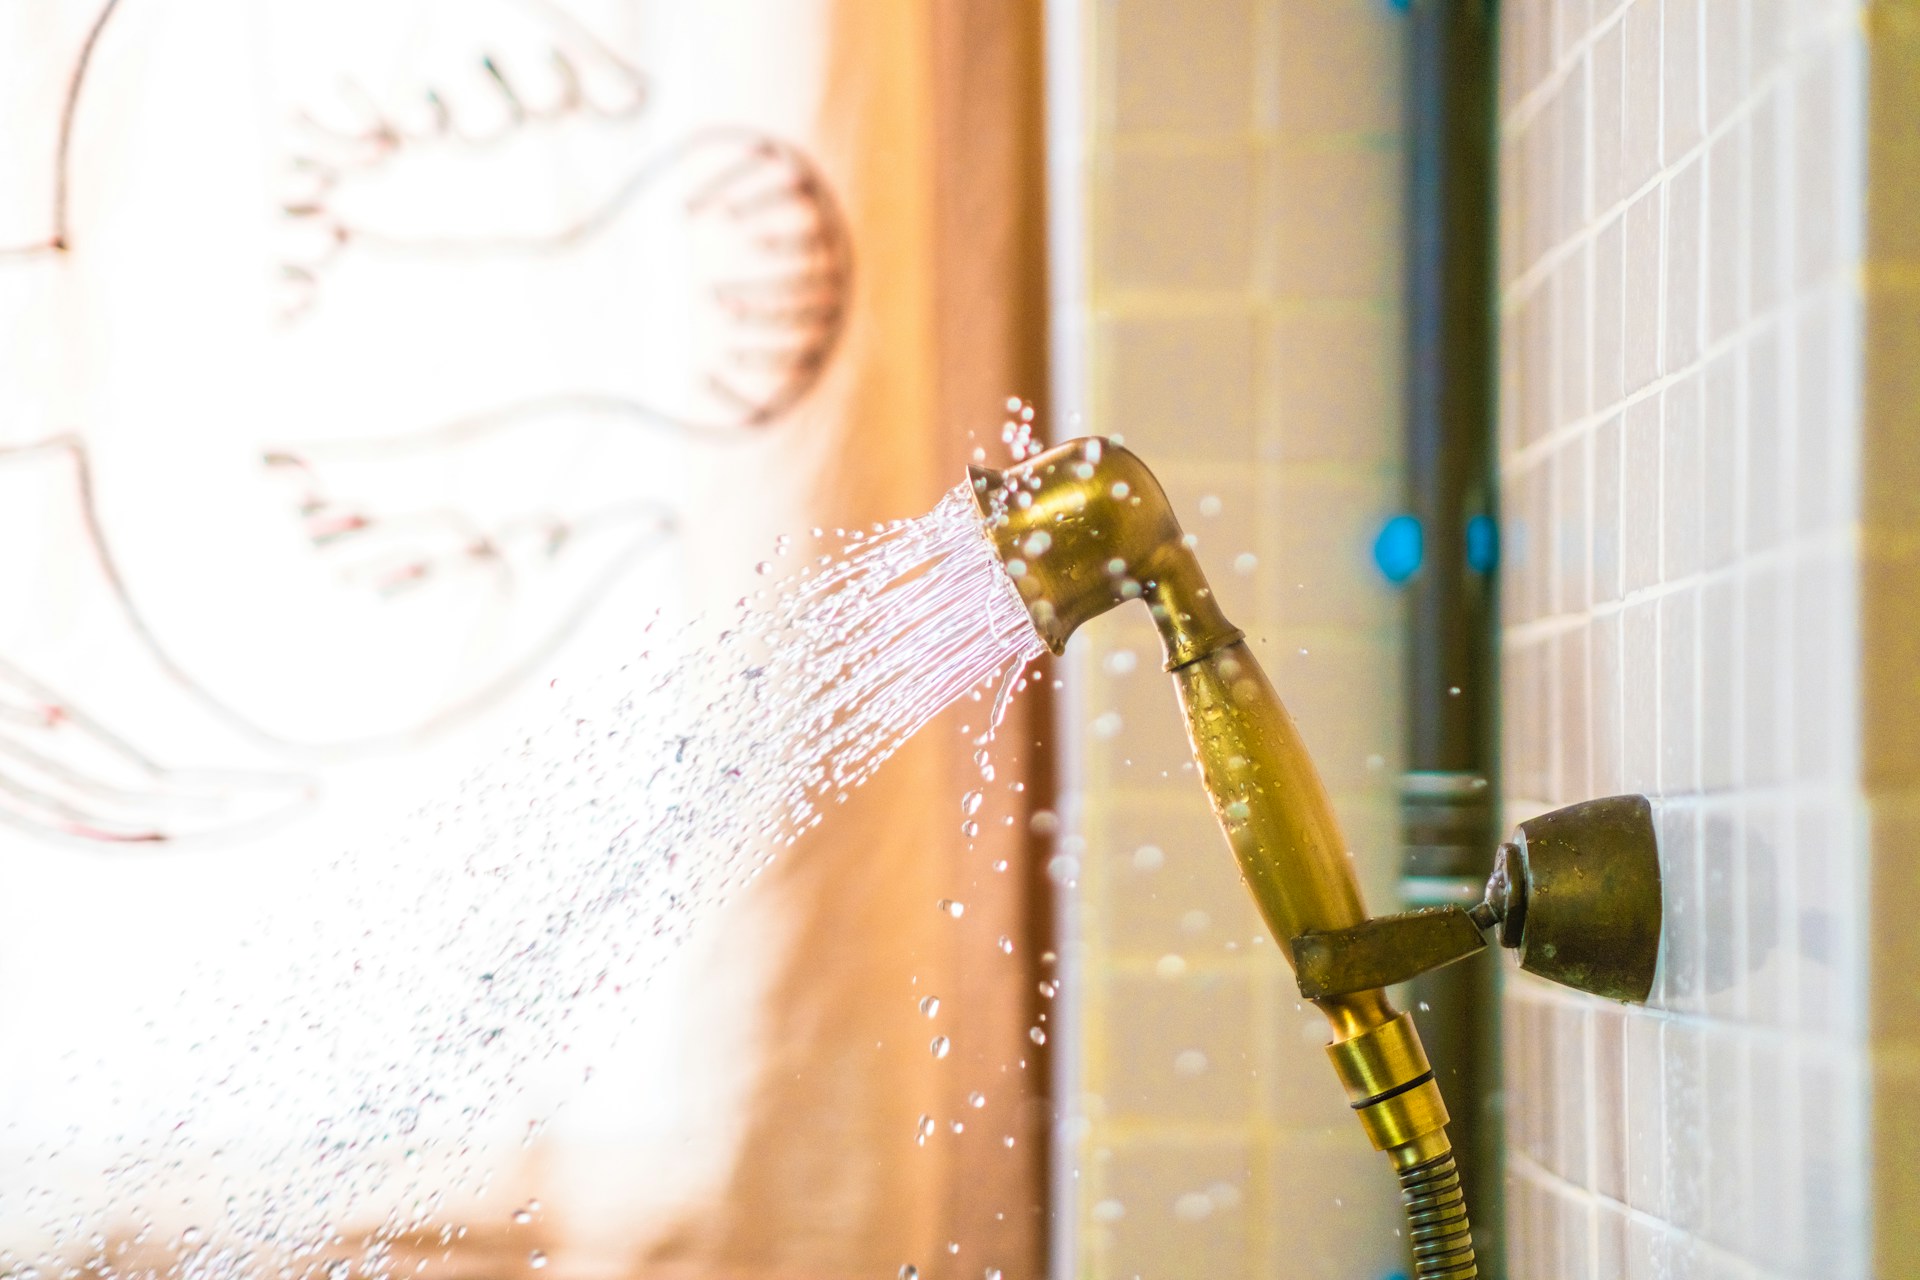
<box><xmin>1154</xmin><ymin>469</ymin><xmax>1261</xmax><ymax>614</ymax></box>
<box><xmin>1624</xmin><ymin>187</ymin><xmax>1664</xmax><ymax>392</ymax></box>
<box><xmin>1556</xmin><ymin>625</ymin><xmax>1594</xmax><ymax>804</ymax></box>
<box><xmin>1101</xmin><ymin>309</ymin><xmax>1258</xmax><ymax>464</ymax></box>
<box><xmin>1624</xmin><ymin>0</ymin><xmax>1665</xmax><ymax>189</ymax></box>
<box><xmin>1593</xmin><ymin>19</ymin><xmax>1628</xmax><ymax>211</ymax></box>
<box><xmin>1097</xmin><ymin>968</ymin><xmax>1257</xmax><ymax>1124</ymax></box>
<box><xmin>1100</xmin><ymin>143</ymin><xmax>1257</xmax><ymax>294</ymax></box>
<box><xmin>1100</xmin><ymin>1135</ymin><xmax>1259</xmax><ymax>1280</ymax></box>
<box><xmin>1595</xmin><ymin>214</ymin><xmax>1628</xmax><ymax>410</ymax></box>
<box><xmin>1087</xmin><ymin>650</ymin><xmax>1206</xmax><ymax>793</ymax></box>
<box><xmin>1706</xmin><ymin>126</ymin><xmax>1748</xmax><ymax>345</ymax></box>
<box><xmin>1266</xmin><ymin>639</ymin><xmax>1399</xmax><ymax>796</ymax></box>
<box><xmin>1657</xmin><ymin>801</ymin><xmax>1704</xmax><ymax>1014</ymax></box>
<box><xmin>1658</xmin><ymin>589</ymin><xmax>1699</xmax><ymax>794</ymax></box>
<box><xmin>1623</xmin><ymin>396</ymin><xmax>1661</xmax><ymax>591</ymax></box>
<box><xmin>1273</xmin><ymin>0</ymin><xmax>1403</xmax><ymax>134</ymax></box>
<box><xmin>1592</xmin><ymin>1002</ymin><xmax>1629</xmax><ymax>1201</ymax></box>
<box><xmin>1593</xmin><ymin>414</ymin><xmax>1625</xmax><ymax>604</ymax></box>
<box><xmin>1793</xmin><ymin>289</ymin><xmax>1852</xmax><ymax>538</ymax></box>
<box><xmin>1558</xmin><ymin>243</ymin><xmax>1594</xmax><ymax>424</ymax></box>
<box><xmin>1263</xmin><ymin>471</ymin><xmax>1399</xmax><ymax>632</ymax></box>
<box><xmin>1559</xmin><ymin>58</ymin><xmax>1592</xmax><ymax>246</ymax></box>
<box><xmin>1258</xmin><ymin>996</ymin><xmax>1358</xmax><ymax>1137</ymax></box>
<box><xmin>1792</xmin><ymin>47</ymin><xmax>1848</xmax><ymax>293</ymax></box>
<box><xmin>1701</xmin><ymin>347</ymin><xmax>1739</xmax><ymax>567</ymax></box>
<box><xmin>1664</xmin><ymin>0</ymin><xmax>1703</xmax><ymax>158</ymax></box>
<box><xmin>1267</xmin><ymin>306</ymin><xmax>1399</xmax><ymax>466</ymax></box>
<box><xmin>1262</xmin><ymin>1137</ymin><xmax>1407</xmax><ymax>1279</ymax></box>
<box><xmin>1265</xmin><ymin>141</ymin><xmax>1402</xmax><ymax>301</ymax></box>
<box><xmin>1744</xmin><ymin>322</ymin><xmax>1785</xmax><ymax>552</ymax></box>
<box><xmin>1518</xmin><ymin>276</ymin><xmax>1555</xmax><ymax>448</ymax></box>
<box><xmin>1102</xmin><ymin>801</ymin><xmax>1268</xmax><ymax>963</ymax></box>
<box><xmin>1662</xmin><ymin>374</ymin><xmax>1704</xmax><ymax>578</ymax></box>
<box><xmin>1699</xmin><ymin>577</ymin><xmax>1735</xmax><ymax>790</ymax></box>
<box><xmin>1554</xmin><ymin>434</ymin><xmax>1592</xmax><ymax>618</ymax></box>
<box><xmin>1703</xmin><ymin>0</ymin><xmax>1749</xmax><ymax>129</ymax></box>
<box><xmin>1748</xmin><ymin>90</ymin><xmax>1786</xmax><ymax>317</ymax></box>
<box><xmin>1665</xmin><ymin>157</ymin><xmax>1705</xmax><ymax>372</ymax></box>
<box><xmin>1110</xmin><ymin>0</ymin><xmax>1257</xmax><ymax>134</ymax></box>
<box><xmin>1623</xmin><ymin>598</ymin><xmax>1659</xmax><ymax>793</ymax></box>
<box><xmin>1592</xmin><ymin>611</ymin><xmax>1626</xmax><ymax>794</ymax></box>
<box><xmin>1624</xmin><ymin>1012</ymin><xmax>1667</xmax><ymax>1216</ymax></box>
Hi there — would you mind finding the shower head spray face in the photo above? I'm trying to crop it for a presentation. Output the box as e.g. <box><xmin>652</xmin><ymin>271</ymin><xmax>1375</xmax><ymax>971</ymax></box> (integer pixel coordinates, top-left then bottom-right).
<box><xmin>968</xmin><ymin>438</ymin><xmax>1241</xmax><ymax>669</ymax></box>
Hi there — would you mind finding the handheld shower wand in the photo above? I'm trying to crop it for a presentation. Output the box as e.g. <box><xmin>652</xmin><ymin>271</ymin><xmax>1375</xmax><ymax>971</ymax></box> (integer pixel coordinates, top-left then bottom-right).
<box><xmin>971</xmin><ymin>438</ymin><xmax>1664</xmax><ymax>1280</ymax></box>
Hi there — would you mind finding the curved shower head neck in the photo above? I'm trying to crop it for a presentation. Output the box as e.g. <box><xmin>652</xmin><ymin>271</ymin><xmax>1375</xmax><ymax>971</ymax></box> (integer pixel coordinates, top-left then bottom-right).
<box><xmin>968</xmin><ymin>438</ymin><xmax>1242</xmax><ymax>669</ymax></box>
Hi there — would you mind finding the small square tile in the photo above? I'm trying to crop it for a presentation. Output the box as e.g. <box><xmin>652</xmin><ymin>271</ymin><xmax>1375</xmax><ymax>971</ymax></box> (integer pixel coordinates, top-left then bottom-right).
<box><xmin>1111</xmin><ymin>0</ymin><xmax>1256</xmax><ymax>133</ymax></box>
<box><xmin>1624</xmin><ymin>188</ymin><xmax>1664</xmax><ymax>392</ymax></box>
<box><xmin>1624</xmin><ymin>398</ymin><xmax>1662</xmax><ymax>592</ymax></box>
<box><xmin>1274</xmin><ymin>0</ymin><xmax>1403</xmax><ymax>134</ymax></box>
<box><xmin>1657</xmin><ymin>800</ymin><xmax>1704</xmax><ymax>1012</ymax></box>
<box><xmin>1706</xmin><ymin>126</ymin><xmax>1749</xmax><ymax>345</ymax></box>
<box><xmin>1098</xmin><ymin>968</ymin><xmax>1257</xmax><ymax>1123</ymax></box>
<box><xmin>1744</xmin><ymin>322</ymin><xmax>1786</xmax><ymax>552</ymax></box>
<box><xmin>1102</xmin><ymin>1135</ymin><xmax>1258</xmax><ymax>1279</ymax></box>
<box><xmin>1662</xmin><ymin>1020</ymin><xmax>1708</xmax><ymax>1234</ymax></box>
<box><xmin>1703</xmin><ymin>0</ymin><xmax>1749</xmax><ymax>129</ymax></box>
<box><xmin>1703</xmin><ymin>1028</ymin><xmax>1753</xmax><ymax>1250</ymax></box>
<box><xmin>1101</xmin><ymin>144</ymin><xmax>1256</xmax><ymax>293</ymax></box>
<box><xmin>1748</xmin><ymin>90</ymin><xmax>1786</xmax><ymax>316</ymax></box>
<box><xmin>1699</xmin><ymin>576</ymin><xmax>1736</xmax><ymax>789</ymax></box>
<box><xmin>1593</xmin><ymin>18</ymin><xmax>1627</xmax><ymax>209</ymax></box>
<box><xmin>1700</xmin><ymin>803</ymin><xmax>1746</xmax><ymax>1018</ymax></box>
<box><xmin>1665</xmin><ymin>157</ymin><xmax>1705</xmax><ymax>372</ymax></box>
<box><xmin>1624</xmin><ymin>0</ymin><xmax>1664</xmax><ymax>187</ymax></box>
<box><xmin>1595</xmin><ymin>215</ymin><xmax>1628</xmax><ymax>410</ymax></box>
<box><xmin>1624</xmin><ymin>1012</ymin><xmax>1667</xmax><ymax>1216</ymax></box>
<box><xmin>1268</xmin><ymin>306</ymin><xmax>1398</xmax><ymax>466</ymax></box>
<box><xmin>1702</xmin><ymin>346</ymin><xmax>1740</xmax><ymax>567</ymax></box>
<box><xmin>1103</xmin><ymin>802</ymin><xmax>1267</xmax><ymax>962</ymax></box>
<box><xmin>1658</xmin><ymin>588</ymin><xmax>1699</xmax><ymax>793</ymax></box>
<box><xmin>1663</xmin><ymin>374</ymin><xmax>1705</xmax><ymax>578</ymax></box>
<box><xmin>1592</xmin><ymin>611</ymin><xmax>1626</xmax><ymax>793</ymax></box>
<box><xmin>1559</xmin><ymin>242</ymin><xmax>1594</xmax><ymax>423</ymax></box>
<box><xmin>1102</xmin><ymin>310</ymin><xmax>1258</xmax><ymax>464</ymax></box>
<box><xmin>1266</xmin><ymin>141</ymin><xmax>1402</xmax><ymax>301</ymax></box>
<box><xmin>1593</xmin><ymin>415</ymin><xmax>1624</xmax><ymax>603</ymax></box>
<box><xmin>1592</xmin><ymin>1002</ymin><xmax>1629</xmax><ymax>1201</ymax></box>
<box><xmin>1557</xmin><ymin>625</ymin><xmax>1594</xmax><ymax>803</ymax></box>
<box><xmin>1664</xmin><ymin>0</ymin><xmax>1703</xmax><ymax>157</ymax></box>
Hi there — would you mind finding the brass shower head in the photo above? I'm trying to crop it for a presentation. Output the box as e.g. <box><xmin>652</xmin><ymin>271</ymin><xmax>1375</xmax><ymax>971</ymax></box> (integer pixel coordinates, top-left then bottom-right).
<box><xmin>968</xmin><ymin>438</ymin><xmax>1242</xmax><ymax>669</ymax></box>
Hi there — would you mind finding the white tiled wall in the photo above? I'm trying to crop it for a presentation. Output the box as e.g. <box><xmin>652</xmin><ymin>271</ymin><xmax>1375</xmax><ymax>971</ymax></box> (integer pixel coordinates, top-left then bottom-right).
<box><xmin>1054</xmin><ymin>0</ymin><xmax>1412</xmax><ymax>1276</ymax></box>
<box><xmin>1498</xmin><ymin>1</ymin><xmax>1881</xmax><ymax>1275</ymax></box>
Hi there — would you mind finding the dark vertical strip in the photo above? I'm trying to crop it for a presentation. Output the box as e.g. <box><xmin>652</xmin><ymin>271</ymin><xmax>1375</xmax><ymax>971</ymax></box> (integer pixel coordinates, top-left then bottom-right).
<box><xmin>1402</xmin><ymin>0</ymin><xmax>1503</xmax><ymax>1274</ymax></box>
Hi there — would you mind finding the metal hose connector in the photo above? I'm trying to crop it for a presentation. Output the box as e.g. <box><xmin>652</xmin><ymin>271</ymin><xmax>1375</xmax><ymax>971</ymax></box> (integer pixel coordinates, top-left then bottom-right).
<box><xmin>1398</xmin><ymin>1151</ymin><xmax>1477</xmax><ymax>1278</ymax></box>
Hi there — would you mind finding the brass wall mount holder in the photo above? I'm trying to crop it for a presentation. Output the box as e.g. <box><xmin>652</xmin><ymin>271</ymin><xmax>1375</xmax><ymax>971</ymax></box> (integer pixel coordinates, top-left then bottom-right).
<box><xmin>1290</xmin><ymin>794</ymin><xmax>1663</xmax><ymax>1004</ymax></box>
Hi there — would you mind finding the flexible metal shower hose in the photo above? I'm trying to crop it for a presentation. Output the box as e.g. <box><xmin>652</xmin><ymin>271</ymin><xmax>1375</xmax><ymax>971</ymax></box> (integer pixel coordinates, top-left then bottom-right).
<box><xmin>1399</xmin><ymin>1151</ymin><xmax>1477</xmax><ymax>1278</ymax></box>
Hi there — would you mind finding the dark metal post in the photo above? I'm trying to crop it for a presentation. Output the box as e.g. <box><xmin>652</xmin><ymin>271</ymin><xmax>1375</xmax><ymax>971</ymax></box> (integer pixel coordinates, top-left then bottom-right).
<box><xmin>1399</xmin><ymin>0</ymin><xmax>1502</xmax><ymax>1273</ymax></box>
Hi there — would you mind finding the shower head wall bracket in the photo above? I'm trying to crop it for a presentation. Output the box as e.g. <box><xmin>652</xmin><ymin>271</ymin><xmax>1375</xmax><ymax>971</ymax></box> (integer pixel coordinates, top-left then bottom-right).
<box><xmin>1290</xmin><ymin>793</ymin><xmax>1663</xmax><ymax>1004</ymax></box>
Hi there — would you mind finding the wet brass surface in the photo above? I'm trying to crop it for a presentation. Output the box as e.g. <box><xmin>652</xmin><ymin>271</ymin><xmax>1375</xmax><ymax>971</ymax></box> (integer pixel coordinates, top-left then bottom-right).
<box><xmin>1506</xmin><ymin>794</ymin><xmax>1663</xmax><ymax>1002</ymax></box>
<box><xmin>1292</xmin><ymin>906</ymin><xmax>1490</xmax><ymax>999</ymax></box>
<box><xmin>967</xmin><ymin>437</ymin><xmax>1462</xmax><ymax>1244</ymax></box>
<box><xmin>968</xmin><ymin>438</ymin><xmax>1242</xmax><ymax>667</ymax></box>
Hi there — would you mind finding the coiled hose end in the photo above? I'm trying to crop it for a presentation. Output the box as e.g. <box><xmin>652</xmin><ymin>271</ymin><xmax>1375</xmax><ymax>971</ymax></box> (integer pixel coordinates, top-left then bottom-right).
<box><xmin>1398</xmin><ymin>1150</ymin><xmax>1476</xmax><ymax>1278</ymax></box>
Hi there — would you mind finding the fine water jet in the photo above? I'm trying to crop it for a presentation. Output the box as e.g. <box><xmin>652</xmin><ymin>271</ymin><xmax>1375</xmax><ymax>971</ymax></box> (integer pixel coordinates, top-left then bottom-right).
<box><xmin>969</xmin><ymin>437</ymin><xmax>1663</xmax><ymax>1280</ymax></box>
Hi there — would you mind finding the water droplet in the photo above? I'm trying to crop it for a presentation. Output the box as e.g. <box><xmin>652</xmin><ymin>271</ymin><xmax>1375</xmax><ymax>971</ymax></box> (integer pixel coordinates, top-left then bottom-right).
<box><xmin>986</xmin><ymin>1269</ymin><xmax>1004</xmax><ymax>1280</ymax></box>
<box><xmin>917</xmin><ymin>1114</ymin><xmax>936</xmax><ymax>1142</ymax></box>
<box><xmin>1091</xmin><ymin>711</ymin><xmax>1123</xmax><ymax>738</ymax></box>
<box><xmin>961</xmin><ymin>820</ymin><xmax>980</xmax><ymax>838</ymax></box>
<box><xmin>181</xmin><ymin>1229</ymin><xmax>202</xmax><ymax>1247</ymax></box>
<box><xmin>1198</xmin><ymin>494</ymin><xmax>1224</xmax><ymax>518</ymax></box>
<box><xmin>900</xmin><ymin>1267</ymin><xmax>920</xmax><ymax>1280</ymax></box>
<box><xmin>528</xmin><ymin>1251</ymin><xmax>548</xmax><ymax>1269</ymax></box>
<box><xmin>920</xmin><ymin>995</ymin><xmax>941</xmax><ymax>1017</ymax></box>
<box><xmin>997</xmin><ymin>935</ymin><xmax>1014</xmax><ymax>955</ymax></box>
<box><xmin>1449</xmin><ymin>685</ymin><xmax>1462</xmax><ymax>696</ymax></box>
<box><xmin>969</xmin><ymin>1091</ymin><xmax>987</xmax><ymax>1108</ymax></box>
<box><xmin>938</xmin><ymin>898</ymin><xmax>966</xmax><ymax>918</ymax></box>
<box><xmin>1037</xmin><ymin>980</ymin><xmax>1057</xmax><ymax>998</ymax></box>
<box><xmin>1022</xmin><ymin>530</ymin><xmax>1052</xmax><ymax>557</ymax></box>
<box><xmin>1174</xmin><ymin>1192</ymin><xmax>1214</xmax><ymax>1222</ymax></box>
<box><xmin>1181</xmin><ymin>909</ymin><xmax>1211</xmax><ymax>935</ymax></box>
<box><xmin>756</xmin><ymin>561</ymin><xmax>773</xmax><ymax>575</ymax></box>
<box><xmin>1003</xmin><ymin>1135</ymin><xmax>1016</xmax><ymax>1148</ymax></box>
<box><xmin>512</xmin><ymin>1208</ymin><xmax>533</xmax><ymax>1225</ymax></box>
<box><xmin>1031</xmin><ymin>809</ymin><xmax>1060</xmax><ymax>835</ymax></box>
<box><xmin>1132</xmin><ymin>844</ymin><xmax>1164</xmax><ymax>871</ymax></box>
<box><xmin>1103</xmin><ymin>648</ymin><xmax>1138</xmax><ymax>676</ymax></box>
<box><xmin>1418</xmin><ymin>1001</ymin><xmax>1431</xmax><ymax>1012</ymax></box>
<box><xmin>1092</xmin><ymin>1198</ymin><xmax>1126</xmax><ymax>1222</ymax></box>
<box><xmin>1028</xmin><ymin>1026</ymin><xmax>1047</xmax><ymax>1044</ymax></box>
<box><xmin>950</xmin><ymin>1120</ymin><xmax>966</xmax><ymax>1134</ymax></box>
<box><xmin>962</xmin><ymin>790</ymin><xmax>984</xmax><ymax>816</ymax></box>
<box><xmin>931</xmin><ymin>1036</ymin><xmax>952</xmax><ymax>1059</ymax></box>
<box><xmin>1155</xmin><ymin>954</ymin><xmax>1187</xmax><ymax>978</ymax></box>
<box><xmin>1174</xmin><ymin>1049</ymin><xmax>1209</xmax><ymax>1077</ymax></box>
<box><xmin>1233</xmin><ymin>552</ymin><xmax>1258</xmax><ymax>576</ymax></box>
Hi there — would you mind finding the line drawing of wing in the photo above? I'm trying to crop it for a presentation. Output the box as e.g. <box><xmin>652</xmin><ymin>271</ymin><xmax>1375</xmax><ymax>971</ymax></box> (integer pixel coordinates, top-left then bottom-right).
<box><xmin>0</xmin><ymin>657</ymin><xmax>314</xmax><ymax>847</ymax></box>
<box><xmin>0</xmin><ymin>0</ymin><xmax>123</xmax><ymax>258</ymax></box>
<box><xmin>285</xmin><ymin>128</ymin><xmax>854</xmax><ymax>431</ymax></box>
